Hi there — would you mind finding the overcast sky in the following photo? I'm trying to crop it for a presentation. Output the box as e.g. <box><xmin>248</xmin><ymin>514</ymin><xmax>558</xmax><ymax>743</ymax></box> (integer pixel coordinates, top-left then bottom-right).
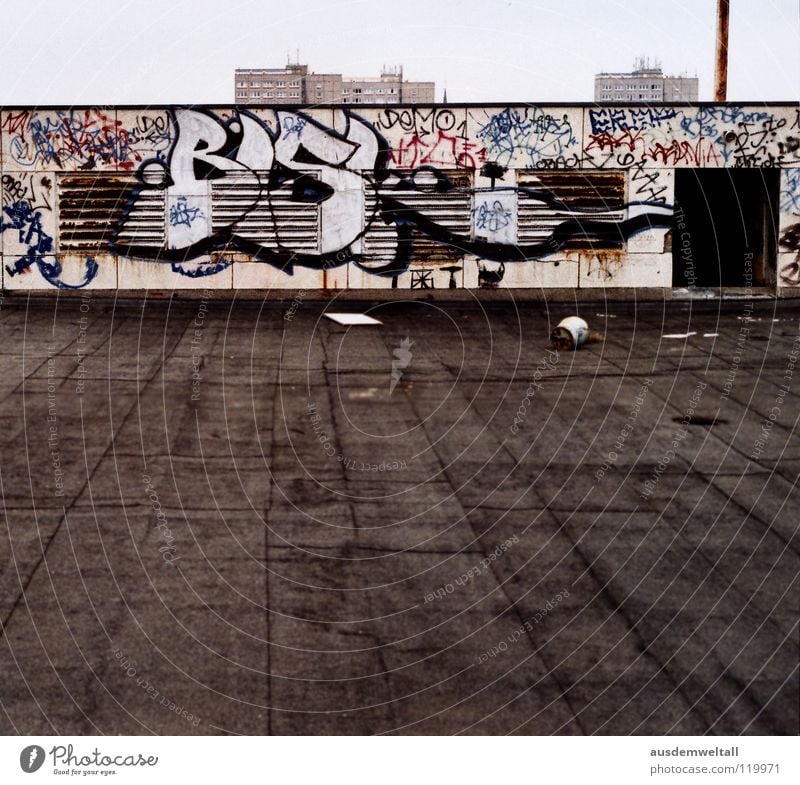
<box><xmin>0</xmin><ymin>0</ymin><xmax>797</xmax><ymax>104</ymax></box>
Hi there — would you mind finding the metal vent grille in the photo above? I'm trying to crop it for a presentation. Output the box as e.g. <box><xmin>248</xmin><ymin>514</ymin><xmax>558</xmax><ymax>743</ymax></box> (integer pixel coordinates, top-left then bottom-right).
<box><xmin>364</xmin><ymin>170</ymin><xmax>472</xmax><ymax>262</ymax></box>
<box><xmin>517</xmin><ymin>170</ymin><xmax>626</xmax><ymax>247</ymax></box>
<box><xmin>58</xmin><ymin>173</ymin><xmax>142</xmax><ymax>252</ymax></box>
<box><xmin>210</xmin><ymin>171</ymin><xmax>319</xmax><ymax>253</ymax></box>
<box><xmin>114</xmin><ymin>189</ymin><xmax>166</xmax><ymax>249</ymax></box>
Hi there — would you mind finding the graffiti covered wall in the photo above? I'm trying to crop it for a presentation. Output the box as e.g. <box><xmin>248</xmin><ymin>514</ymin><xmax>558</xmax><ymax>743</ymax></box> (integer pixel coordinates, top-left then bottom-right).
<box><xmin>1</xmin><ymin>103</ymin><xmax>799</xmax><ymax>292</ymax></box>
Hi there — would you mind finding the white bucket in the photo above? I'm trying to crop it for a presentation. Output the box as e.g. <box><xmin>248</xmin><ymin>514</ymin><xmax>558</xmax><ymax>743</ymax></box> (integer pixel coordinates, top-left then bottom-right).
<box><xmin>551</xmin><ymin>316</ymin><xmax>589</xmax><ymax>350</ymax></box>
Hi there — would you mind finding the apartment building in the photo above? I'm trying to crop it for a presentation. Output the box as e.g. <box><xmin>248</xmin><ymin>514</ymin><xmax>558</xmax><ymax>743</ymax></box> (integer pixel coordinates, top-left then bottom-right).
<box><xmin>594</xmin><ymin>58</ymin><xmax>698</xmax><ymax>103</ymax></box>
<box><xmin>235</xmin><ymin>63</ymin><xmax>435</xmax><ymax>105</ymax></box>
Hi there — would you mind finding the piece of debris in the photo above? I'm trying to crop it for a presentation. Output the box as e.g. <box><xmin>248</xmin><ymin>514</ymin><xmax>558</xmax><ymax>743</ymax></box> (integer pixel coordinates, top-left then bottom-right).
<box><xmin>551</xmin><ymin>317</ymin><xmax>601</xmax><ymax>350</ymax></box>
<box><xmin>662</xmin><ymin>332</ymin><xmax>697</xmax><ymax>339</ymax></box>
<box><xmin>347</xmin><ymin>389</ymin><xmax>381</xmax><ymax>399</ymax></box>
<box><xmin>324</xmin><ymin>313</ymin><xmax>382</xmax><ymax>325</ymax></box>
<box><xmin>672</xmin><ymin>415</ymin><xmax>727</xmax><ymax>427</ymax></box>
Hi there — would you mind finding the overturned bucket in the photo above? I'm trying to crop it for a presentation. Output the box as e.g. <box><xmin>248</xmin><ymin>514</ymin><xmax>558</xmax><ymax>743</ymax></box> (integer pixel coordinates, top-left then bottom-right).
<box><xmin>551</xmin><ymin>317</ymin><xmax>589</xmax><ymax>350</ymax></box>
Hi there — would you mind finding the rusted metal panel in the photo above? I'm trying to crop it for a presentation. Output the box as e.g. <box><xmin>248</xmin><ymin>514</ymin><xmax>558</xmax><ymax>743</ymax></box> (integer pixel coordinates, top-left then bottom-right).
<box><xmin>210</xmin><ymin>171</ymin><xmax>320</xmax><ymax>253</ymax></box>
<box><xmin>517</xmin><ymin>170</ymin><xmax>625</xmax><ymax>248</ymax></box>
<box><xmin>114</xmin><ymin>190</ymin><xmax>166</xmax><ymax>250</ymax></box>
<box><xmin>57</xmin><ymin>173</ymin><xmax>138</xmax><ymax>252</ymax></box>
<box><xmin>404</xmin><ymin>234</ymin><xmax>469</xmax><ymax>265</ymax></box>
<box><xmin>522</xmin><ymin>170</ymin><xmax>625</xmax><ymax>209</ymax></box>
<box><xmin>363</xmin><ymin>169</ymin><xmax>472</xmax><ymax>262</ymax></box>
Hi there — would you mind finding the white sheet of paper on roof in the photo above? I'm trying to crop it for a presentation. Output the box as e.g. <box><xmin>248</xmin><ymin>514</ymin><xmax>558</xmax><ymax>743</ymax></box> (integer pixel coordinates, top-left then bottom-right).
<box><xmin>324</xmin><ymin>313</ymin><xmax>382</xmax><ymax>325</ymax></box>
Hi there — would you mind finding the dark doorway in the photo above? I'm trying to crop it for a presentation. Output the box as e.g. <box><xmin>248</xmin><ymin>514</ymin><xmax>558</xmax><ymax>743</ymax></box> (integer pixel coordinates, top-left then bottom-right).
<box><xmin>673</xmin><ymin>169</ymin><xmax>780</xmax><ymax>287</ymax></box>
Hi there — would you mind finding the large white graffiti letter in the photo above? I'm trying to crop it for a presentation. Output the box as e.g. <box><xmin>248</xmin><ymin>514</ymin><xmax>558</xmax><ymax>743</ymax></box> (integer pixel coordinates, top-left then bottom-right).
<box><xmin>140</xmin><ymin>109</ymin><xmax>274</xmax><ymax>251</ymax></box>
<box><xmin>273</xmin><ymin>110</ymin><xmax>380</xmax><ymax>255</ymax></box>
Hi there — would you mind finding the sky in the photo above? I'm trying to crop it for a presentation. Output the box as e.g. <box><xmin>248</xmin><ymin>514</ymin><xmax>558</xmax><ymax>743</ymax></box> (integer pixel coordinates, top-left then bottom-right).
<box><xmin>0</xmin><ymin>0</ymin><xmax>797</xmax><ymax>104</ymax></box>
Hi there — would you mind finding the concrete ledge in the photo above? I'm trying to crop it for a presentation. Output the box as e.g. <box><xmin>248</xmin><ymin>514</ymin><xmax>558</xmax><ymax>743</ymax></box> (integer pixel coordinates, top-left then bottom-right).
<box><xmin>1</xmin><ymin>286</ymin><xmax>787</xmax><ymax>302</ymax></box>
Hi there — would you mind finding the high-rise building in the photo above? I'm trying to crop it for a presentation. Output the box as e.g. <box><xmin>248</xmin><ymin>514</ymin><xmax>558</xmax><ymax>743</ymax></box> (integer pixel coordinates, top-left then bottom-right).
<box><xmin>234</xmin><ymin>63</ymin><xmax>435</xmax><ymax>105</ymax></box>
<box><xmin>594</xmin><ymin>57</ymin><xmax>698</xmax><ymax>103</ymax></box>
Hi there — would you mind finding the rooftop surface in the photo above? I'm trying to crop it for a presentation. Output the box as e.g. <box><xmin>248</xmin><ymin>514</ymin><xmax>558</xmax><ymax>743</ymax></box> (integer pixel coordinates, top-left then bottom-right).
<box><xmin>0</xmin><ymin>297</ymin><xmax>797</xmax><ymax>735</ymax></box>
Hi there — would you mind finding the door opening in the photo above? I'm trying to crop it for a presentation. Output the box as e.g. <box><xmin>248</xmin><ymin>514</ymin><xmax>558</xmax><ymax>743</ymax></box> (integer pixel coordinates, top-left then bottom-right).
<box><xmin>673</xmin><ymin>169</ymin><xmax>780</xmax><ymax>287</ymax></box>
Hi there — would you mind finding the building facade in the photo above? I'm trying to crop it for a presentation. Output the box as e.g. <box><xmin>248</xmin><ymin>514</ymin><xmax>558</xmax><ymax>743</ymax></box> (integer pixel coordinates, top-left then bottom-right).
<box><xmin>234</xmin><ymin>64</ymin><xmax>435</xmax><ymax>105</ymax></box>
<box><xmin>595</xmin><ymin>60</ymin><xmax>698</xmax><ymax>103</ymax></box>
<box><xmin>1</xmin><ymin>102</ymin><xmax>797</xmax><ymax>295</ymax></box>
